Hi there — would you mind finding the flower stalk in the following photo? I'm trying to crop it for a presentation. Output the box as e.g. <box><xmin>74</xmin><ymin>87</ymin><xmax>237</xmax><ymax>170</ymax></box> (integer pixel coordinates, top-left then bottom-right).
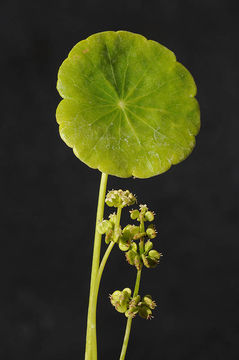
<box><xmin>85</xmin><ymin>172</ymin><xmax>108</xmax><ymax>360</ymax></box>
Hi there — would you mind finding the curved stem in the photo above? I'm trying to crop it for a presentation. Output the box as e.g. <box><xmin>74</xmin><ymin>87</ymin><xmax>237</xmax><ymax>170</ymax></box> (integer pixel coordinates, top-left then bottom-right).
<box><xmin>85</xmin><ymin>173</ymin><xmax>108</xmax><ymax>360</ymax></box>
<box><xmin>91</xmin><ymin>206</ymin><xmax>122</xmax><ymax>321</ymax></box>
<box><xmin>119</xmin><ymin>269</ymin><xmax>142</xmax><ymax>360</ymax></box>
<box><xmin>91</xmin><ymin>206</ymin><xmax>122</xmax><ymax>358</ymax></box>
<box><xmin>91</xmin><ymin>240</ymin><xmax>115</xmax><ymax>322</ymax></box>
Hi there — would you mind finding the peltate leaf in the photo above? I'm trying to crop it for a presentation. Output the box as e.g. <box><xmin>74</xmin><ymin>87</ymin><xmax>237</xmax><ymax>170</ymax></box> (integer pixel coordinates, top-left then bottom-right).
<box><xmin>56</xmin><ymin>31</ymin><xmax>200</xmax><ymax>178</ymax></box>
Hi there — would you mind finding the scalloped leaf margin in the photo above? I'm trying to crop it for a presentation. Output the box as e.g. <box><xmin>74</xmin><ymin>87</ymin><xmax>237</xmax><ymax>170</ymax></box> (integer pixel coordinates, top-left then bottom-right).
<box><xmin>56</xmin><ymin>31</ymin><xmax>200</xmax><ymax>178</ymax></box>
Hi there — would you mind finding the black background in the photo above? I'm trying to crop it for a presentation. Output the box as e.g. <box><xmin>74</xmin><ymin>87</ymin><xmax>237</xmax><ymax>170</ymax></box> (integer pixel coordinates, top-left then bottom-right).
<box><xmin>1</xmin><ymin>0</ymin><xmax>239</xmax><ymax>359</ymax></box>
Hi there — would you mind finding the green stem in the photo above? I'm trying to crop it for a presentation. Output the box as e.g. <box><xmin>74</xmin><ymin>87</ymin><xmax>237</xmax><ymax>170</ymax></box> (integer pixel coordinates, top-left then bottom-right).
<box><xmin>90</xmin><ymin>206</ymin><xmax>122</xmax><ymax>359</ymax></box>
<box><xmin>119</xmin><ymin>269</ymin><xmax>142</xmax><ymax>360</ymax></box>
<box><xmin>85</xmin><ymin>172</ymin><xmax>108</xmax><ymax>360</ymax></box>
<box><xmin>91</xmin><ymin>240</ymin><xmax>115</xmax><ymax>323</ymax></box>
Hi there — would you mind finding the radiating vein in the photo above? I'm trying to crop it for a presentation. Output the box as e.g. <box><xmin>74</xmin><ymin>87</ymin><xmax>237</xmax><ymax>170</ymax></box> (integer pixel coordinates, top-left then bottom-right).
<box><xmin>124</xmin><ymin>65</ymin><xmax>151</xmax><ymax>101</ymax></box>
<box><xmin>118</xmin><ymin>111</ymin><xmax>122</xmax><ymax>148</ymax></box>
<box><xmin>71</xmin><ymin>71</ymin><xmax>117</xmax><ymax>102</ymax></box>
<box><xmin>89</xmin><ymin>108</ymin><xmax>117</xmax><ymax>126</ymax></box>
<box><xmin>81</xmin><ymin>43</ymin><xmax>119</xmax><ymax>99</ymax></box>
<box><xmin>69</xmin><ymin>76</ymin><xmax>114</xmax><ymax>105</ymax></box>
<box><xmin>121</xmin><ymin>108</ymin><xmax>154</xmax><ymax>172</ymax></box>
<box><xmin>85</xmin><ymin>111</ymin><xmax>119</xmax><ymax>161</ymax></box>
<box><xmin>126</xmin><ymin>76</ymin><xmax>182</xmax><ymax>104</ymax></box>
<box><xmin>105</xmin><ymin>40</ymin><xmax>118</xmax><ymax>90</ymax></box>
<box><xmin>126</xmin><ymin>107</ymin><xmax>187</xmax><ymax>151</ymax></box>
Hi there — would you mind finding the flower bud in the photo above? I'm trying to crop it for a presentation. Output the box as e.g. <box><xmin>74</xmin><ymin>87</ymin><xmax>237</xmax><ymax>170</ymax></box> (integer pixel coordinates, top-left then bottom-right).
<box><xmin>110</xmin><ymin>290</ymin><xmax>122</xmax><ymax>307</ymax></box>
<box><xmin>144</xmin><ymin>240</ymin><xmax>153</xmax><ymax>253</ymax></box>
<box><xmin>129</xmin><ymin>295</ymin><xmax>141</xmax><ymax>307</ymax></box>
<box><xmin>138</xmin><ymin>304</ymin><xmax>153</xmax><ymax>320</ymax></box>
<box><xmin>97</xmin><ymin>220</ymin><xmax>113</xmax><ymax>234</ymax></box>
<box><xmin>142</xmin><ymin>250</ymin><xmax>161</xmax><ymax>268</ymax></box>
<box><xmin>143</xmin><ymin>295</ymin><xmax>156</xmax><ymax>310</ymax></box>
<box><xmin>134</xmin><ymin>253</ymin><xmax>142</xmax><ymax>270</ymax></box>
<box><xmin>119</xmin><ymin>237</ymin><xmax>131</xmax><ymax>251</ymax></box>
<box><xmin>109</xmin><ymin>212</ymin><xmax>117</xmax><ymax>225</ymax></box>
<box><xmin>139</xmin><ymin>204</ymin><xmax>148</xmax><ymax>214</ymax></box>
<box><xmin>130</xmin><ymin>209</ymin><xmax>140</xmax><ymax>220</ymax></box>
<box><xmin>110</xmin><ymin>288</ymin><xmax>132</xmax><ymax>314</ymax></box>
<box><xmin>148</xmin><ymin>250</ymin><xmax>161</xmax><ymax>262</ymax></box>
<box><xmin>131</xmin><ymin>242</ymin><xmax>138</xmax><ymax>252</ymax></box>
<box><xmin>123</xmin><ymin>190</ymin><xmax>137</xmax><ymax>207</ymax></box>
<box><xmin>141</xmin><ymin>254</ymin><xmax>157</xmax><ymax>268</ymax></box>
<box><xmin>141</xmin><ymin>254</ymin><xmax>150</xmax><ymax>268</ymax></box>
<box><xmin>122</xmin><ymin>225</ymin><xmax>140</xmax><ymax>240</ymax></box>
<box><xmin>105</xmin><ymin>190</ymin><xmax>121</xmax><ymax>207</ymax></box>
<box><xmin>120</xmin><ymin>288</ymin><xmax>132</xmax><ymax>306</ymax></box>
<box><xmin>105</xmin><ymin>229</ymin><xmax>113</xmax><ymax>244</ymax></box>
<box><xmin>146</xmin><ymin>225</ymin><xmax>157</xmax><ymax>239</ymax></box>
<box><xmin>125</xmin><ymin>249</ymin><xmax>137</xmax><ymax>266</ymax></box>
<box><xmin>125</xmin><ymin>306</ymin><xmax>138</xmax><ymax>318</ymax></box>
<box><xmin>144</xmin><ymin>211</ymin><xmax>155</xmax><ymax>222</ymax></box>
<box><xmin>133</xmin><ymin>232</ymin><xmax>146</xmax><ymax>240</ymax></box>
<box><xmin>113</xmin><ymin>227</ymin><xmax>122</xmax><ymax>243</ymax></box>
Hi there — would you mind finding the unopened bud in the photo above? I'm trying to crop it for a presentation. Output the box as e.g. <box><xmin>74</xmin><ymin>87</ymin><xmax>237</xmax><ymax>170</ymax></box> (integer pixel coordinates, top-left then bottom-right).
<box><xmin>133</xmin><ymin>232</ymin><xmax>146</xmax><ymax>240</ymax></box>
<box><xmin>97</xmin><ymin>220</ymin><xmax>113</xmax><ymax>234</ymax></box>
<box><xmin>134</xmin><ymin>253</ymin><xmax>142</xmax><ymax>270</ymax></box>
<box><xmin>105</xmin><ymin>229</ymin><xmax>113</xmax><ymax>244</ymax></box>
<box><xmin>143</xmin><ymin>295</ymin><xmax>157</xmax><ymax>310</ymax></box>
<box><xmin>139</xmin><ymin>204</ymin><xmax>148</xmax><ymax>214</ymax></box>
<box><xmin>125</xmin><ymin>306</ymin><xmax>138</xmax><ymax>318</ymax></box>
<box><xmin>110</xmin><ymin>290</ymin><xmax>121</xmax><ymax>307</ymax></box>
<box><xmin>146</xmin><ymin>225</ymin><xmax>157</xmax><ymax>239</ymax></box>
<box><xmin>148</xmin><ymin>250</ymin><xmax>161</xmax><ymax>262</ymax></box>
<box><xmin>119</xmin><ymin>237</ymin><xmax>131</xmax><ymax>251</ymax></box>
<box><xmin>113</xmin><ymin>227</ymin><xmax>122</xmax><ymax>243</ymax></box>
<box><xmin>122</xmin><ymin>225</ymin><xmax>140</xmax><ymax>241</ymax></box>
<box><xmin>129</xmin><ymin>295</ymin><xmax>141</xmax><ymax>307</ymax></box>
<box><xmin>109</xmin><ymin>212</ymin><xmax>117</xmax><ymax>225</ymax></box>
<box><xmin>142</xmin><ymin>250</ymin><xmax>161</xmax><ymax>268</ymax></box>
<box><xmin>130</xmin><ymin>209</ymin><xmax>140</xmax><ymax>220</ymax></box>
<box><xmin>141</xmin><ymin>254</ymin><xmax>157</xmax><ymax>269</ymax></box>
<box><xmin>144</xmin><ymin>240</ymin><xmax>153</xmax><ymax>253</ymax></box>
<box><xmin>110</xmin><ymin>288</ymin><xmax>132</xmax><ymax>314</ymax></box>
<box><xmin>120</xmin><ymin>288</ymin><xmax>132</xmax><ymax>306</ymax></box>
<box><xmin>131</xmin><ymin>242</ymin><xmax>138</xmax><ymax>252</ymax></box>
<box><xmin>125</xmin><ymin>249</ymin><xmax>137</xmax><ymax>266</ymax></box>
<box><xmin>144</xmin><ymin>211</ymin><xmax>155</xmax><ymax>222</ymax></box>
<box><xmin>138</xmin><ymin>305</ymin><xmax>153</xmax><ymax>320</ymax></box>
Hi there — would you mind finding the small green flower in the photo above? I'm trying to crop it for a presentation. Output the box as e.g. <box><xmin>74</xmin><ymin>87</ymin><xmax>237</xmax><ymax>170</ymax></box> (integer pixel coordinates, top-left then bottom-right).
<box><xmin>142</xmin><ymin>295</ymin><xmax>157</xmax><ymax>310</ymax></box>
<box><xmin>97</xmin><ymin>220</ymin><xmax>113</xmax><ymax>234</ymax></box>
<box><xmin>110</xmin><ymin>288</ymin><xmax>132</xmax><ymax>314</ymax></box>
<box><xmin>144</xmin><ymin>211</ymin><xmax>155</xmax><ymax>222</ymax></box>
<box><xmin>144</xmin><ymin>240</ymin><xmax>153</xmax><ymax>253</ymax></box>
<box><xmin>125</xmin><ymin>249</ymin><xmax>138</xmax><ymax>266</ymax></box>
<box><xmin>138</xmin><ymin>304</ymin><xmax>153</xmax><ymax>320</ymax></box>
<box><xmin>142</xmin><ymin>250</ymin><xmax>162</xmax><ymax>268</ymax></box>
<box><xmin>139</xmin><ymin>204</ymin><xmax>148</xmax><ymax>215</ymax></box>
<box><xmin>130</xmin><ymin>209</ymin><xmax>140</xmax><ymax>220</ymax></box>
<box><xmin>125</xmin><ymin>306</ymin><xmax>138</xmax><ymax>318</ymax></box>
<box><xmin>146</xmin><ymin>224</ymin><xmax>157</xmax><ymax>239</ymax></box>
<box><xmin>118</xmin><ymin>237</ymin><xmax>131</xmax><ymax>251</ymax></box>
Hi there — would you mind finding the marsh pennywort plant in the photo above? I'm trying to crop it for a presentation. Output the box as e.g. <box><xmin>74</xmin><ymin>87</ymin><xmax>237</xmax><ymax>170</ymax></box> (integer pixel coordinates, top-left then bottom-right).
<box><xmin>56</xmin><ymin>31</ymin><xmax>200</xmax><ymax>359</ymax></box>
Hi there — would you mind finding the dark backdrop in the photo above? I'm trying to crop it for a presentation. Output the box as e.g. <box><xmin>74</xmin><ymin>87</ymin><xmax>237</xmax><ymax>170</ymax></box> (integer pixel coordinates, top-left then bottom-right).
<box><xmin>1</xmin><ymin>0</ymin><xmax>239</xmax><ymax>359</ymax></box>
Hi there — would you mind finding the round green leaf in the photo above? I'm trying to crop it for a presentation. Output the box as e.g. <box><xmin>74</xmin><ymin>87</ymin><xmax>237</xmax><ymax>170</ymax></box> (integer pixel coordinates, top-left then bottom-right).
<box><xmin>56</xmin><ymin>31</ymin><xmax>200</xmax><ymax>178</ymax></box>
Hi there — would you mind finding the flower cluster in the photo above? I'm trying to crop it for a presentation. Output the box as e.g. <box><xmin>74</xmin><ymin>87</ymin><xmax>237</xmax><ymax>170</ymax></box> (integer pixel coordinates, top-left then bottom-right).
<box><xmin>105</xmin><ymin>189</ymin><xmax>137</xmax><ymax>208</ymax></box>
<box><xmin>110</xmin><ymin>288</ymin><xmax>156</xmax><ymax>320</ymax></box>
<box><xmin>98</xmin><ymin>189</ymin><xmax>162</xmax><ymax>322</ymax></box>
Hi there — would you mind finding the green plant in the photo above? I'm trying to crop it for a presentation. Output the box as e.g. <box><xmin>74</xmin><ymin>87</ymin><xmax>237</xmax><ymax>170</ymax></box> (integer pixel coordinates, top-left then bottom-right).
<box><xmin>56</xmin><ymin>30</ymin><xmax>200</xmax><ymax>360</ymax></box>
